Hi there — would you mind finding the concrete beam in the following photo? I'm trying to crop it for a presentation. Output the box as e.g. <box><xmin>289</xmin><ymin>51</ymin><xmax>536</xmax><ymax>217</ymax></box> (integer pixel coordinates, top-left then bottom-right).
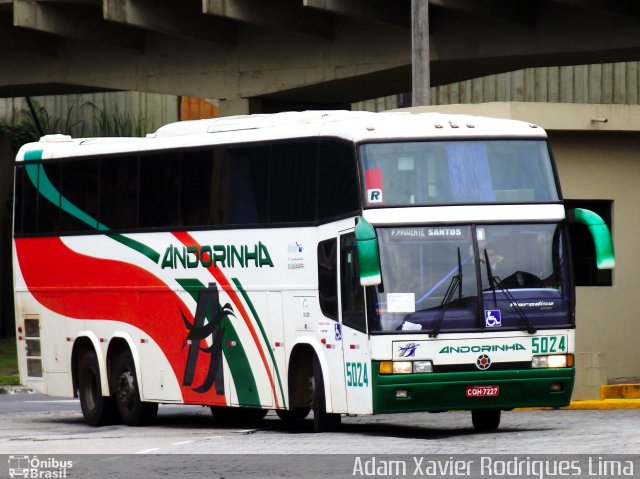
<box><xmin>430</xmin><ymin>0</ymin><xmax>536</xmax><ymax>25</ymax></box>
<box><xmin>37</xmin><ymin>0</ymin><xmax>100</xmax><ymax>5</ymax></box>
<box><xmin>302</xmin><ymin>0</ymin><xmax>409</xmax><ymax>27</ymax></box>
<box><xmin>13</xmin><ymin>0</ymin><xmax>145</xmax><ymax>50</ymax></box>
<box><xmin>0</xmin><ymin>12</ymin><xmax>55</xmax><ymax>55</ymax></box>
<box><xmin>202</xmin><ymin>0</ymin><xmax>332</xmax><ymax>39</ymax></box>
<box><xmin>550</xmin><ymin>0</ymin><xmax>640</xmax><ymax>18</ymax></box>
<box><xmin>103</xmin><ymin>0</ymin><xmax>236</xmax><ymax>44</ymax></box>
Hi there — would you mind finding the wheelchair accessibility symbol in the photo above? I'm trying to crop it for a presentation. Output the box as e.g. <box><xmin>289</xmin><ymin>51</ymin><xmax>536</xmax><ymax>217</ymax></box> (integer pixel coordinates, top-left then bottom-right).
<box><xmin>485</xmin><ymin>310</ymin><xmax>502</xmax><ymax>327</ymax></box>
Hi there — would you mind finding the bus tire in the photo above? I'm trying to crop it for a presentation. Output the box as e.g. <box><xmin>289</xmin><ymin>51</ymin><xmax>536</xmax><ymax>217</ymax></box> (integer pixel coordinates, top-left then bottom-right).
<box><xmin>312</xmin><ymin>355</ymin><xmax>341</xmax><ymax>433</ymax></box>
<box><xmin>113</xmin><ymin>350</ymin><xmax>158</xmax><ymax>426</ymax></box>
<box><xmin>471</xmin><ymin>409</ymin><xmax>501</xmax><ymax>432</ymax></box>
<box><xmin>276</xmin><ymin>407</ymin><xmax>310</xmax><ymax>422</ymax></box>
<box><xmin>78</xmin><ymin>350</ymin><xmax>119</xmax><ymax>427</ymax></box>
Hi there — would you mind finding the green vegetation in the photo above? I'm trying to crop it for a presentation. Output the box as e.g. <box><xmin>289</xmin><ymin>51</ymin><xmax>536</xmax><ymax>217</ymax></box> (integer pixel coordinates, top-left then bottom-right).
<box><xmin>0</xmin><ymin>337</ymin><xmax>19</xmax><ymax>385</ymax></box>
<box><xmin>0</xmin><ymin>99</ymin><xmax>149</xmax><ymax>153</ymax></box>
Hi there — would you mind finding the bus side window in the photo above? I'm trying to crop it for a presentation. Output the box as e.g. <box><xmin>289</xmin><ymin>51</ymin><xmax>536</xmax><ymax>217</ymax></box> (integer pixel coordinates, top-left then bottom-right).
<box><xmin>340</xmin><ymin>233</ymin><xmax>366</xmax><ymax>333</ymax></box>
<box><xmin>317</xmin><ymin>238</ymin><xmax>338</xmax><ymax>320</ymax></box>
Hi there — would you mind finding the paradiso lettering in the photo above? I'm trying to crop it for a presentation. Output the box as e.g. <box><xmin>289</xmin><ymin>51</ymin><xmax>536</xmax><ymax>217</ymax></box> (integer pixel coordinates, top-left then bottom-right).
<box><xmin>161</xmin><ymin>242</ymin><xmax>274</xmax><ymax>269</ymax></box>
<box><xmin>439</xmin><ymin>343</ymin><xmax>526</xmax><ymax>354</ymax></box>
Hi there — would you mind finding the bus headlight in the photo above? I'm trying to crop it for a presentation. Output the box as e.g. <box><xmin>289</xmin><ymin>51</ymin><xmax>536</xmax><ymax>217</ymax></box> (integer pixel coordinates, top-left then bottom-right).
<box><xmin>532</xmin><ymin>354</ymin><xmax>574</xmax><ymax>368</ymax></box>
<box><xmin>392</xmin><ymin>361</ymin><xmax>413</xmax><ymax>374</ymax></box>
<box><xmin>413</xmin><ymin>360</ymin><xmax>434</xmax><ymax>373</ymax></box>
<box><xmin>379</xmin><ymin>360</ymin><xmax>434</xmax><ymax>374</ymax></box>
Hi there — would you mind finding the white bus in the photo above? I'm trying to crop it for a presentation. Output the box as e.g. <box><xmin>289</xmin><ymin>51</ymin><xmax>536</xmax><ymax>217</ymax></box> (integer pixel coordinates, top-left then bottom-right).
<box><xmin>12</xmin><ymin>110</ymin><xmax>614</xmax><ymax>432</ymax></box>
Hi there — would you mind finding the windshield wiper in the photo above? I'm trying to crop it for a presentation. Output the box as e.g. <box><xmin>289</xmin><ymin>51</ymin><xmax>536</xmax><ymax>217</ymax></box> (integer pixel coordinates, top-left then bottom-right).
<box><xmin>483</xmin><ymin>249</ymin><xmax>536</xmax><ymax>334</ymax></box>
<box><xmin>430</xmin><ymin>248</ymin><xmax>463</xmax><ymax>338</ymax></box>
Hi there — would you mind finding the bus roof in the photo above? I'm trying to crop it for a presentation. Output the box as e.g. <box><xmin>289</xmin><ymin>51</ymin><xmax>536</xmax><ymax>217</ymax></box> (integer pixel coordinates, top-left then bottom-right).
<box><xmin>16</xmin><ymin>110</ymin><xmax>547</xmax><ymax>161</ymax></box>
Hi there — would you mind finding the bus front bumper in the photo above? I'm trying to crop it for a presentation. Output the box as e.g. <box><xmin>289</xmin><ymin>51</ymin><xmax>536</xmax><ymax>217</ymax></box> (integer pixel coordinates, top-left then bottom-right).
<box><xmin>372</xmin><ymin>362</ymin><xmax>575</xmax><ymax>414</ymax></box>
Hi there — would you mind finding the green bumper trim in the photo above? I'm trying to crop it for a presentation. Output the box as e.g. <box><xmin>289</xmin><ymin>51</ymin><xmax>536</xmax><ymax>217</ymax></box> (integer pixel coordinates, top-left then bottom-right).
<box><xmin>372</xmin><ymin>362</ymin><xmax>575</xmax><ymax>414</ymax></box>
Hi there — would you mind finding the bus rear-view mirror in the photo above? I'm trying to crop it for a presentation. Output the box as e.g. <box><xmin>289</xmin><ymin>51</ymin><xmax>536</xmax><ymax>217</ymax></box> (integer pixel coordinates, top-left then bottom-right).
<box><xmin>567</xmin><ymin>208</ymin><xmax>615</xmax><ymax>269</ymax></box>
<box><xmin>355</xmin><ymin>216</ymin><xmax>382</xmax><ymax>286</ymax></box>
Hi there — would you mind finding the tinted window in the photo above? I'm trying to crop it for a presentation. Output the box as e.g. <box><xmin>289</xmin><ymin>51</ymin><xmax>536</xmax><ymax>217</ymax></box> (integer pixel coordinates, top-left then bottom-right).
<box><xmin>227</xmin><ymin>147</ymin><xmax>269</xmax><ymax>225</ymax></box>
<box><xmin>15</xmin><ymin>138</ymin><xmax>362</xmax><ymax>235</ymax></box>
<box><xmin>139</xmin><ymin>153</ymin><xmax>180</xmax><ymax>228</ymax></box>
<box><xmin>99</xmin><ymin>155</ymin><xmax>138</xmax><ymax>230</ymax></box>
<box><xmin>340</xmin><ymin>233</ymin><xmax>366</xmax><ymax>333</ymax></box>
<box><xmin>60</xmin><ymin>160</ymin><xmax>98</xmax><ymax>232</ymax></box>
<box><xmin>13</xmin><ymin>166</ymin><xmax>24</xmax><ymax>234</ymax></box>
<box><xmin>181</xmin><ymin>149</ymin><xmax>216</xmax><ymax>227</ymax></box>
<box><xmin>318</xmin><ymin>141</ymin><xmax>360</xmax><ymax>220</ymax></box>
<box><xmin>36</xmin><ymin>163</ymin><xmax>61</xmax><ymax>233</ymax></box>
<box><xmin>270</xmin><ymin>143</ymin><xmax>317</xmax><ymax>223</ymax></box>
<box><xmin>317</xmin><ymin>238</ymin><xmax>338</xmax><ymax>320</ymax></box>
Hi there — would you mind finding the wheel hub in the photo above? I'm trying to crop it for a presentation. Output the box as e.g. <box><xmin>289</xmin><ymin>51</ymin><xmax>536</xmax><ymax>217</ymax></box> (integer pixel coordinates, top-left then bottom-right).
<box><xmin>117</xmin><ymin>370</ymin><xmax>135</xmax><ymax>409</ymax></box>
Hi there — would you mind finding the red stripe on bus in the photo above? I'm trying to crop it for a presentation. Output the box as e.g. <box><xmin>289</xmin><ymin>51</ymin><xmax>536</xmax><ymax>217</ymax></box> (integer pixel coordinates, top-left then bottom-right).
<box><xmin>14</xmin><ymin>236</ymin><xmax>226</xmax><ymax>406</ymax></box>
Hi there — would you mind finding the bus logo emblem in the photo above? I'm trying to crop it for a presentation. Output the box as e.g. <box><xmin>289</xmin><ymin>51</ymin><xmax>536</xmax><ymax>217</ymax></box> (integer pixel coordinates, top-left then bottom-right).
<box><xmin>476</xmin><ymin>354</ymin><xmax>492</xmax><ymax>370</ymax></box>
<box><xmin>485</xmin><ymin>310</ymin><xmax>502</xmax><ymax>327</ymax></box>
<box><xmin>398</xmin><ymin>343</ymin><xmax>419</xmax><ymax>358</ymax></box>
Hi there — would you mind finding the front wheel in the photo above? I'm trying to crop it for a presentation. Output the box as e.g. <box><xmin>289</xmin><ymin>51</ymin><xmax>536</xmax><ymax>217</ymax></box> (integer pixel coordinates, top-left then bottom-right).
<box><xmin>276</xmin><ymin>407</ymin><xmax>310</xmax><ymax>422</ymax></box>
<box><xmin>78</xmin><ymin>350</ymin><xmax>119</xmax><ymax>426</ymax></box>
<box><xmin>312</xmin><ymin>355</ymin><xmax>341</xmax><ymax>433</ymax></box>
<box><xmin>113</xmin><ymin>350</ymin><xmax>158</xmax><ymax>426</ymax></box>
<box><xmin>471</xmin><ymin>409</ymin><xmax>501</xmax><ymax>432</ymax></box>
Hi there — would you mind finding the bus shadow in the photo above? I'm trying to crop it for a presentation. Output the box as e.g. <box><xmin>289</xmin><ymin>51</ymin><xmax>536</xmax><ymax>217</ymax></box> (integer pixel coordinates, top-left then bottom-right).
<box><xmin>39</xmin><ymin>410</ymin><xmax>553</xmax><ymax>438</ymax></box>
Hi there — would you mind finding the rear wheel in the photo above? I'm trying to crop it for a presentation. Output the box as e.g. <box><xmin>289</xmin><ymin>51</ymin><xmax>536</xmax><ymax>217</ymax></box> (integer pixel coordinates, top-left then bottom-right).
<box><xmin>312</xmin><ymin>355</ymin><xmax>341</xmax><ymax>433</ymax></box>
<box><xmin>471</xmin><ymin>409</ymin><xmax>501</xmax><ymax>432</ymax></box>
<box><xmin>78</xmin><ymin>350</ymin><xmax>119</xmax><ymax>426</ymax></box>
<box><xmin>113</xmin><ymin>350</ymin><xmax>158</xmax><ymax>426</ymax></box>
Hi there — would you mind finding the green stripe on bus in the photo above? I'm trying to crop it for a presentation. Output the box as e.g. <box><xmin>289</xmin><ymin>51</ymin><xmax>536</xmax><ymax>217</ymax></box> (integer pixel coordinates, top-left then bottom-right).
<box><xmin>108</xmin><ymin>233</ymin><xmax>161</xmax><ymax>264</ymax></box>
<box><xmin>23</xmin><ymin>160</ymin><xmax>161</xmax><ymax>265</ymax></box>
<box><xmin>25</xmin><ymin>163</ymin><xmax>109</xmax><ymax>231</ymax></box>
<box><xmin>177</xmin><ymin>278</ymin><xmax>261</xmax><ymax>407</ymax></box>
<box><xmin>232</xmin><ymin>278</ymin><xmax>287</xmax><ymax>408</ymax></box>
<box><xmin>24</xmin><ymin>149</ymin><xmax>44</xmax><ymax>161</ymax></box>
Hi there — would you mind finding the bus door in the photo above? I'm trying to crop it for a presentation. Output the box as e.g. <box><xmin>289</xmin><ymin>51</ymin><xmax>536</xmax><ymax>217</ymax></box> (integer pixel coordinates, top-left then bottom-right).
<box><xmin>339</xmin><ymin>231</ymin><xmax>373</xmax><ymax>414</ymax></box>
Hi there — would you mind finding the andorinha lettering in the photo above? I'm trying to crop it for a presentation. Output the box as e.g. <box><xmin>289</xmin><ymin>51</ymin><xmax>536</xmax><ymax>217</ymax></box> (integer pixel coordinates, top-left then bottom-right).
<box><xmin>439</xmin><ymin>343</ymin><xmax>526</xmax><ymax>354</ymax></box>
<box><xmin>161</xmin><ymin>242</ymin><xmax>274</xmax><ymax>269</ymax></box>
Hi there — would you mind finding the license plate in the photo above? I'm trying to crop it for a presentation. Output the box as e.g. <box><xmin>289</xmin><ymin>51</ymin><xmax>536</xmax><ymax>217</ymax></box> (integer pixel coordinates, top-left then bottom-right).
<box><xmin>466</xmin><ymin>385</ymin><xmax>499</xmax><ymax>397</ymax></box>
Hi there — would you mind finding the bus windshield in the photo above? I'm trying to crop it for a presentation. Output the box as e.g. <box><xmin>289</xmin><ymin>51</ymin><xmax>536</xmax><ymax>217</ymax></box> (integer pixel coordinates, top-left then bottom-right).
<box><xmin>360</xmin><ymin>140</ymin><xmax>559</xmax><ymax>207</ymax></box>
<box><xmin>369</xmin><ymin>223</ymin><xmax>571</xmax><ymax>333</ymax></box>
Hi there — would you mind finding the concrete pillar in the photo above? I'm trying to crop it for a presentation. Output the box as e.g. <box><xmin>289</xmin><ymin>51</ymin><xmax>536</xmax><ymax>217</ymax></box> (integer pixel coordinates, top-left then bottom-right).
<box><xmin>411</xmin><ymin>0</ymin><xmax>430</xmax><ymax>106</ymax></box>
<box><xmin>218</xmin><ymin>98</ymin><xmax>264</xmax><ymax>117</ymax></box>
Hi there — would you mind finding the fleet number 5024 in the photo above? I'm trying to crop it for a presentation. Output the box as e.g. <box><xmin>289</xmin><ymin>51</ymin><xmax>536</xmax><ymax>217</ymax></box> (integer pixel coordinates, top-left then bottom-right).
<box><xmin>532</xmin><ymin>335</ymin><xmax>567</xmax><ymax>354</ymax></box>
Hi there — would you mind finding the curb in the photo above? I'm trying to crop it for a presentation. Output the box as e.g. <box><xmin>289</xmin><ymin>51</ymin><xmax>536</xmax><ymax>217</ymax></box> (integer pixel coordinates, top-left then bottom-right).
<box><xmin>562</xmin><ymin>399</ymin><xmax>640</xmax><ymax>410</ymax></box>
<box><xmin>0</xmin><ymin>385</ymin><xmax>34</xmax><ymax>395</ymax></box>
<box><xmin>600</xmin><ymin>383</ymin><xmax>640</xmax><ymax>400</ymax></box>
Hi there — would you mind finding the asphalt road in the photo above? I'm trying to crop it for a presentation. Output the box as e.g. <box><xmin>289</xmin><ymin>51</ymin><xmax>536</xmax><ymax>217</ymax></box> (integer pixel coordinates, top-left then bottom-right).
<box><xmin>1</xmin><ymin>393</ymin><xmax>639</xmax><ymax>456</ymax></box>
<box><xmin>2</xmin><ymin>393</ymin><xmax>639</xmax><ymax>478</ymax></box>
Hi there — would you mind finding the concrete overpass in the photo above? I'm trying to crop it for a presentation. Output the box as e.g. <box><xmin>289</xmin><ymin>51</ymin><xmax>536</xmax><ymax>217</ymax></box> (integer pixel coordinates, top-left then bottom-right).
<box><xmin>1</xmin><ymin>0</ymin><xmax>640</xmax><ymax>113</ymax></box>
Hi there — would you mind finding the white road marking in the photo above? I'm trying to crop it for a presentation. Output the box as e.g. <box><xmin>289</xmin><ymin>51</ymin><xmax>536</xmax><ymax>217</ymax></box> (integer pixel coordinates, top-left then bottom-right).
<box><xmin>25</xmin><ymin>400</ymin><xmax>80</xmax><ymax>403</ymax></box>
<box><xmin>171</xmin><ymin>440</ymin><xmax>194</xmax><ymax>445</ymax></box>
<box><xmin>137</xmin><ymin>448</ymin><xmax>161</xmax><ymax>454</ymax></box>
